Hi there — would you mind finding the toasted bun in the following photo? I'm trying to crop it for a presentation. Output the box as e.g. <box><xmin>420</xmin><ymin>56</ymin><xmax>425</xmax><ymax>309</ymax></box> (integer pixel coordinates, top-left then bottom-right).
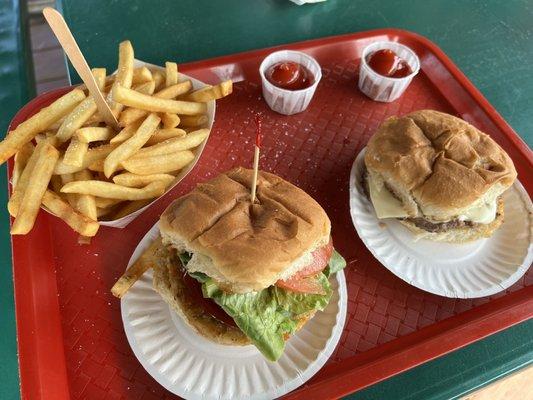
<box><xmin>365</xmin><ymin>110</ymin><xmax>517</xmax><ymax>221</ymax></box>
<box><xmin>159</xmin><ymin>167</ymin><xmax>331</xmax><ymax>293</ymax></box>
<box><xmin>400</xmin><ymin>197</ymin><xmax>505</xmax><ymax>243</ymax></box>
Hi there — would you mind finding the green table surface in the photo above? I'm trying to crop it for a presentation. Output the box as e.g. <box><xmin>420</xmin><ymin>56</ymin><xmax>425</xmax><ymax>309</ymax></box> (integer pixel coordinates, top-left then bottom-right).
<box><xmin>0</xmin><ymin>1</ymin><xmax>33</xmax><ymax>400</ymax></box>
<box><xmin>1</xmin><ymin>0</ymin><xmax>532</xmax><ymax>399</ymax></box>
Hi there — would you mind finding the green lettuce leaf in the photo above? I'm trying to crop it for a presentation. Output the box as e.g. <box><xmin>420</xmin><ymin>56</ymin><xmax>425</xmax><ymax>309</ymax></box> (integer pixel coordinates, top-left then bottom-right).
<box><xmin>178</xmin><ymin>252</ymin><xmax>192</xmax><ymax>266</ymax></box>
<box><xmin>202</xmin><ymin>274</ymin><xmax>332</xmax><ymax>361</ymax></box>
<box><xmin>188</xmin><ymin>271</ymin><xmax>209</xmax><ymax>283</ymax></box>
<box><xmin>177</xmin><ymin>248</ymin><xmax>347</xmax><ymax>361</ymax></box>
<box><xmin>324</xmin><ymin>249</ymin><xmax>346</xmax><ymax>277</ymax></box>
<box><xmin>177</xmin><ymin>252</ymin><xmax>208</xmax><ymax>282</ymax></box>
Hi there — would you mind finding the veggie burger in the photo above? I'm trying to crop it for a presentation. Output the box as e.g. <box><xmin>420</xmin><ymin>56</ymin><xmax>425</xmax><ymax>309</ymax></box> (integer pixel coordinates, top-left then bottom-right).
<box><xmin>152</xmin><ymin>167</ymin><xmax>346</xmax><ymax>361</ymax></box>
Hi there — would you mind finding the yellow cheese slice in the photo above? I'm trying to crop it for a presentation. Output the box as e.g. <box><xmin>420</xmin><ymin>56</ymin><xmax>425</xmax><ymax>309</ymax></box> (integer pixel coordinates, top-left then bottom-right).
<box><xmin>368</xmin><ymin>175</ymin><xmax>409</xmax><ymax>219</ymax></box>
<box><xmin>459</xmin><ymin>201</ymin><xmax>497</xmax><ymax>224</ymax></box>
<box><xmin>367</xmin><ymin>175</ymin><xmax>497</xmax><ymax>223</ymax></box>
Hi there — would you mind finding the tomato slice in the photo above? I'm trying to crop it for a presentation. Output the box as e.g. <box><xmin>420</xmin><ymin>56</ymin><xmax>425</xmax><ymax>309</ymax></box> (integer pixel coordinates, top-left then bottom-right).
<box><xmin>276</xmin><ymin>274</ymin><xmax>326</xmax><ymax>295</ymax></box>
<box><xmin>275</xmin><ymin>239</ymin><xmax>333</xmax><ymax>294</ymax></box>
<box><xmin>291</xmin><ymin>239</ymin><xmax>333</xmax><ymax>280</ymax></box>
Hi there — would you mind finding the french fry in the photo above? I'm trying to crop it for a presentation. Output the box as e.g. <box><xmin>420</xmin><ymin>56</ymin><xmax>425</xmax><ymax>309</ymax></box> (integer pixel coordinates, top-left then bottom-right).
<box><xmin>155</xmin><ymin>81</ymin><xmax>192</xmax><ymax>99</ymax></box>
<box><xmin>122</xmin><ymin>150</ymin><xmax>194</xmax><ymax>175</ymax></box>
<box><xmin>34</xmin><ymin>133</ymin><xmax>46</xmax><ymax>144</ymax></box>
<box><xmin>79</xmin><ymin>75</ymin><xmax>114</xmax><ymax>91</ymax></box>
<box><xmin>132</xmin><ymin>66</ymin><xmax>153</xmax><ymax>85</ymax></box>
<box><xmin>152</xmin><ymin>70</ymin><xmax>165</xmax><ymax>90</ymax></box>
<box><xmin>0</xmin><ymin>89</ymin><xmax>84</xmax><ymax>163</ymax></box>
<box><xmin>94</xmin><ymin>197</ymin><xmax>122</xmax><ymax>208</ymax></box>
<box><xmin>113</xmin><ymin>127</ymin><xmax>185</xmax><ymax>146</ymax></box>
<box><xmin>111</xmin><ymin>237</ymin><xmax>161</xmax><ymax>298</ymax></box>
<box><xmin>133</xmin><ymin>81</ymin><xmax>155</xmax><ymax>95</ymax></box>
<box><xmin>184</xmin><ymin>80</ymin><xmax>233</xmax><ymax>102</ymax></box>
<box><xmin>110</xmin><ymin>120</ymin><xmax>143</xmax><ymax>143</ymax></box>
<box><xmin>63</xmin><ymin>138</ymin><xmax>89</xmax><ymax>167</ymax></box>
<box><xmin>76</xmin><ymin>127</ymin><xmax>114</xmax><ymax>143</ymax></box>
<box><xmin>113</xmin><ymin>172</ymin><xmax>175</xmax><ymax>188</ymax></box>
<box><xmin>165</xmin><ymin>62</ymin><xmax>178</xmax><ymax>87</ymax></box>
<box><xmin>112</xmin><ymin>85</ymin><xmax>206</xmax><ymax>115</ymax></box>
<box><xmin>145</xmin><ymin>128</ymin><xmax>186</xmax><ymax>146</ymax></box>
<box><xmin>56</xmin><ymin>97</ymin><xmax>98</xmax><ymax>143</ymax></box>
<box><xmin>116</xmin><ymin>41</ymin><xmax>135</xmax><ymax>86</ymax></box>
<box><xmin>45</xmin><ymin>133</ymin><xmax>59</xmax><ymax>147</ymax></box>
<box><xmin>60</xmin><ymin>173</ymin><xmax>77</xmax><ymax>206</ymax></box>
<box><xmin>78</xmin><ymin>235</ymin><xmax>92</xmax><ymax>245</ymax></box>
<box><xmin>61</xmin><ymin>180</ymin><xmax>166</xmax><ymax>200</ymax></box>
<box><xmin>12</xmin><ymin>143</ymin><xmax>34</xmax><ymax>188</ymax></box>
<box><xmin>84</xmin><ymin>123</ymin><xmax>102</xmax><ymax>128</ymax></box>
<box><xmin>108</xmin><ymin>40</ymin><xmax>134</xmax><ymax>116</ymax></box>
<box><xmin>104</xmin><ymin>113</ymin><xmax>160</xmax><ymax>177</ymax></box>
<box><xmin>50</xmin><ymin>175</ymin><xmax>63</xmax><ymax>194</ymax></box>
<box><xmin>135</xmin><ymin>129</ymin><xmax>209</xmax><ymax>158</ymax></box>
<box><xmin>88</xmin><ymin>159</ymin><xmax>105</xmax><ymax>172</ymax></box>
<box><xmin>82</xmin><ymin>112</ymin><xmax>105</xmax><ymax>126</ymax></box>
<box><xmin>34</xmin><ymin>131</ymin><xmax>56</xmax><ymax>145</ymax></box>
<box><xmin>87</xmin><ymin>68</ymin><xmax>150</xmax><ymax>91</ymax></box>
<box><xmin>42</xmin><ymin>190</ymin><xmax>99</xmax><ymax>237</ymax></box>
<box><xmin>73</xmin><ymin>169</ymin><xmax>97</xmax><ymax>221</ymax></box>
<box><xmin>11</xmin><ymin>143</ymin><xmax>59</xmax><ymax>234</ymax></box>
<box><xmin>54</xmin><ymin>143</ymin><xmax>117</xmax><ymax>175</ymax></box>
<box><xmin>160</xmin><ymin>113</ymin><xmax>180</xmax><ymax>129</ymax></box>
<box><xmin>48</xmin><ymin>116</ymin><xmax>66</xmax><ymax>131</ymax></box>
<box><xmin>178</xmin><ymin>114</ymin><xmax>208</xmax><ymax>128</ymax></box>
<box><xmin>60</xmin><ymin>173</ymin><xmax>74</xmax><ymax>183</ymax></box>
<box><xmin>118</xmin><ymin>81</ymin><xmax>192</xmax><ymax>126</ymax></box>
<box><xmin>118</xmin><ymin>108</ymin><xmax>145</xmax><ymax>127</ymax></box>
<box><xmin>8</xmin><ymin>142</ymin><xmax>43</xmax><ymax>216</ymax></box>
<box><xmin>111</xmin><ymin>199</ymin><xmax>151</xmax><ymax>220</ymax></box>
<box><xmin>92</xmin><ymin>68</ymin><xmax>107</xmax><ymax>91</ymax></box>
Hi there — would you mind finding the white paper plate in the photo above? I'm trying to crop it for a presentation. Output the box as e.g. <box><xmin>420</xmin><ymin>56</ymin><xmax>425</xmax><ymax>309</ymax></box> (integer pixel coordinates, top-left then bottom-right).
<box><xmin>349</xmin><ymin>148</ymin><xmax>533</xmax><ymax>298</ymax></box>
<box><xmin>121</xmin><ymin>222</ymin><xmax>347</xmax><ymax>399</ymax></box>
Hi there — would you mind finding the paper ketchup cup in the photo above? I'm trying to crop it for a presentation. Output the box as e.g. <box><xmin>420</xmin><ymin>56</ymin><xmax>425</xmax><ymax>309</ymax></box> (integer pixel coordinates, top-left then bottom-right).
<box><xmin>7</xmin><ymin>59</ymin><xmax>215</xmax><ymax>229</ymax></box>
<box><xmin>358</xmin><ymin>41</ymin><xmax>420</xmax><ymax>102</ymax></box>
<box><xmin>259</xmin><ymin>50</ymin><xmax>322</xmax><ymax>115</ymax></box>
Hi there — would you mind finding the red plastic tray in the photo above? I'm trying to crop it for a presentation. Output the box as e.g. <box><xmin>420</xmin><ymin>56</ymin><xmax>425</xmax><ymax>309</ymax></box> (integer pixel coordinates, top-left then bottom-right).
<box><xmin>8</xmin><ymin>29</ymin><xmax>532</xmax><ymax>400</ymax></box>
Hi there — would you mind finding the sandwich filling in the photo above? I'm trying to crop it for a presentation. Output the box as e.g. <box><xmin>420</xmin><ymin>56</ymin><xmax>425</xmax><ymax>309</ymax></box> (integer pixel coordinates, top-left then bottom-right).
<box><xmin>175</xmin><ymin>243</ymin><xmax>346</xmax><ymax>362</ymax></box>
<box><xmin>366</xmin><ymin>173</ymin><xmax>499</xmax><ymax>230</ymax></box>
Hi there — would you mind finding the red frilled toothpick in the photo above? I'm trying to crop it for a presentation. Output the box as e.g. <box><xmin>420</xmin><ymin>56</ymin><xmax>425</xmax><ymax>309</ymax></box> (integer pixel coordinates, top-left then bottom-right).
<box><xmin>250</xmin><ymin>115</ymin><xmax>262</xmax><ymax>203</ymax></box>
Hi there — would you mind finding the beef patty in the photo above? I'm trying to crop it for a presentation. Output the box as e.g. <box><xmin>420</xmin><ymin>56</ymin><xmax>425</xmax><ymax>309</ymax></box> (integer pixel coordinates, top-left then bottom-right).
<box><xmin>403</xmin><ymin>217</ymin><xmax>474</xmax><ymax>233</ymax></box>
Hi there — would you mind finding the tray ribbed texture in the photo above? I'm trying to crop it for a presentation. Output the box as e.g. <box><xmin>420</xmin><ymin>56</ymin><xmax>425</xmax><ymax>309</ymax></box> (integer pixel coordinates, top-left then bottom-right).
<box><xmin>51</xmin><ymin>59</ymin><xmax>531</xmax><ymax>399</ymax></box>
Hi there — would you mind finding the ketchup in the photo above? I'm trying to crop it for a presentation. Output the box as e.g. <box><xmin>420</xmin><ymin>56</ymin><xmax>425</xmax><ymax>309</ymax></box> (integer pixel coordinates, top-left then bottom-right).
<box><xmin>266</xmin><ymin>61</ymin><xmax>314</xmax><ymax>90</ymax></box>
<box><xmin>366</xmin><ymin>49</ymin><xmax>413</xmax><ymax>78</ymax></box>
<box><xmin>181</xmin><ymin>270</ymin><xmax>237</xmax><ymax>327</ymax></box>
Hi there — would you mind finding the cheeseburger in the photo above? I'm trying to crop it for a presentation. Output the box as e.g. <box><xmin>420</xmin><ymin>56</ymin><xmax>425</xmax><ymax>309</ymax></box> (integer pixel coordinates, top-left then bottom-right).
<box><xmin>153</xmin><ymin>167</ymin><xmax>346</xmax><ymax>361</ymax></box>
<box><xmin>364</xmin><ymin>110</ymin><xmax>517</xmax><ymax>242</ymax></box>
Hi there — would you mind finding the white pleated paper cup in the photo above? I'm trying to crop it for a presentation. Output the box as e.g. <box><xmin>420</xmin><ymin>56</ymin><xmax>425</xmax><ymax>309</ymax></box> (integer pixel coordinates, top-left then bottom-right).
<box><xmin>358</xmin><ymin>41</ymin><xmax>420</xmax><ymax>102</ymax></box>
<box><xmin>259</xmin><ymin>50</ymin><xmax>322</xmax><ymax>115</ymax></box>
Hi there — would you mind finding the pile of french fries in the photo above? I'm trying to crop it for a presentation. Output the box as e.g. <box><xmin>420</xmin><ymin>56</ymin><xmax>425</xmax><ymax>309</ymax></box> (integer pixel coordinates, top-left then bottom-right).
<box><xmin>1</xmin><ymin>40</ymin><xmax>232</xmax><ymax>240</ymax></box>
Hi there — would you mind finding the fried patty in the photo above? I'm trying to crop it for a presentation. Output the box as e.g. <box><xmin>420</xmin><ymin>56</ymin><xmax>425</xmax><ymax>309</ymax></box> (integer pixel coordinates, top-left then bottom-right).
<box><xmin>151</xmin><ymin>241</ymin><xmax>251</xmax><ymax>346</ymax></box>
